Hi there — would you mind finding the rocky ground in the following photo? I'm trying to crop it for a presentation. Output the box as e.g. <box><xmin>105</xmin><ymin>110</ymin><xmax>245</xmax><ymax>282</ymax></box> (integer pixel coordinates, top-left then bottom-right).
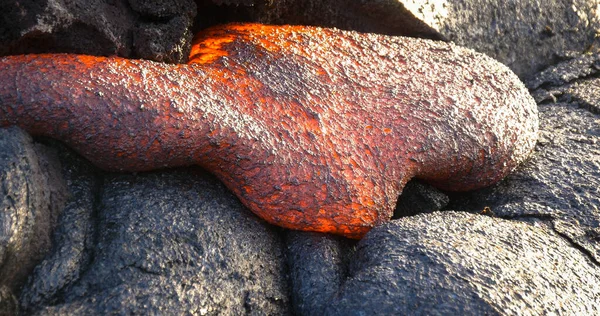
<box><xmin>1</xmin><ymin>0</ymin><xmax>599</xmax><ymax>314</ymax></box>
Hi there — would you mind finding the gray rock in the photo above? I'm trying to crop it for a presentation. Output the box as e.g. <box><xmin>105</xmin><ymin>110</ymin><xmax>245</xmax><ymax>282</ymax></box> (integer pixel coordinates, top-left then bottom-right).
<box><xmin>400</xmin><ymin>0</ymin><xmax>600</xmax><ymax>79</ymax></box>
<box><xmin>0</xmin><ymin>128</ymin><xmax>68</xmax><ymax>313</ymax></box>
<box><xmin>0</xmin><ymin>285</ymin><xmax>19</xmax><ymax>316</ymax></box>
<box><xmin>566</xmin><ymin>77</ymin><xmax>600</xmax><ymax>114</ymax></box>
<box><xmin>528</xmin><ymin>53</ymin><xmax>600</xmax><ymax>91</ymax></box>
<box><xmin>528</xmin><ymin>52</ymin><xmax>600</xmax><ymax>113</ymax></box>
<box><xmin>26</xmin><ymin>170</ymin><xmax>289</xmax><ymax>315</ymax></box>
<box><xmin>326</xmin><ymin>212</ymin><xmax>600</xmax><ymax>315</ymax></box>
<box><xmin>130</xmin><ymin>0</ymin><xmax>197</xmax><ymax>63</ymax></box>
<box><xmin>0</xmin><ymin>0</ymin><xmax>134</xmax><ymax>57</ymax></box>
<box><xmin>132</xmin><ymin>16</ymin><xmax>195</xmax><ymax>64</ymax></box>
<box><xmin>211</xmin><ymin>0</ymin><xmax>255</xmax><ymax>5</ymax></box>
<box><xmin>288</xmin><ymin>56</ymin><xmax>600</xmax><ymax>313</ymax></box>
<box><xmin>287</xmin><ymin>181</ymin><xmax>450</xmax><ymax>315</ymax></box>
<box><xmin>3</xmin><ymin>2</ymin><xmax>600</xmax><ymax>315</ymax></box>
<box><xmin>250</xmin><ymin>0</ymin><xmax>600</xmax><ymax>78</ymax></box>
<box><xmin>4</xmin><ymin>0</ymin><xmax>598</xmax><ymax>76</ymax></box>
<box><xmin>129</xmin><ymin>0</ymin><xmax>195</xmax><ymax>19</ymax></box>
<box><xmin>19</xmin><ymin>141</ymin><xmax>99</xmax><ymax>313</ymax></box>
<box><xmin>0</xmin><ymin>0</ymin><xmax>196</xmax><ymax>63</ymax></box>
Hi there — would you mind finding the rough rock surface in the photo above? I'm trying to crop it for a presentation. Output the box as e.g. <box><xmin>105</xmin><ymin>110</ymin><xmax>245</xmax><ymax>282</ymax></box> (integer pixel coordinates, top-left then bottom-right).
<box><xmin>248</xmin><ymin>0</ymin><xmax>600</xmax><ymax>78</ymax></box>
<box><xmin>528</xmin><ymin>52</ymin><xmax>600</xmax><ymax>113</ymax></box>
<box><xmin>18</xmin><ymin>141</ymin><xmax>99</xmax><ymax>312</ymax></box>
<box><xmin>0</xmin><ymin>24</ymin><xmax>539</xmax><ymax>238</ymax></box>
<box><xmin>286</xmin><ymin>231</ymin><xmax>355</xmax><ymax>315</ymax></box>
<box><xmin>18</xmin><ymin>169</ymin><xmax>290</xmax><ymax>315</ymax></box>
<box><xmin>0</xmin><ymin>128</ymin><xmax>68</xmax><ymax>312</ymax></box>
<box><xmin>0</xmin><ymin>0</ymin><xmax>196</xmax><ymax>63</ymax></box>
<box><xmin>326</xmin><ymin>212</ymin><xmax>600</xmax><ymax>315</ymax></box>
<box><xmin>6</xmin><ymin>0</ymin><xmax>595</xmax><ymax>76</ymax></box>
<box><xmin>400</xmin><ymin>0</ymin><xmax>600</xmax><ymax>78</ymax></box>
<box><xmin>287</xmin><ymin>52</ymin><xmax>600</xmax><ymax>314</ymax></box>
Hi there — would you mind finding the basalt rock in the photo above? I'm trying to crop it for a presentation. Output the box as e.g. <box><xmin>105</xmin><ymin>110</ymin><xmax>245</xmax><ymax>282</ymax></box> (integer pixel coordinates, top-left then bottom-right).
<box><xmin>0</xmin><ymin>128</ymin><xmax>68</xmax><ymax>312</ymax></box>
<box><xmin>326</xmin><ymin>212</ymin><xmax>600</xmax><ymax>314</ymax></box>
<box><xmin>0</xmin><ymin>0</ymin><xmax>196</xmax><ymax>64</ymax></box>
<box><xmin>26</xmin><ymin>170</ymin><xmax>290</xmax><ymax>315</ymax></box>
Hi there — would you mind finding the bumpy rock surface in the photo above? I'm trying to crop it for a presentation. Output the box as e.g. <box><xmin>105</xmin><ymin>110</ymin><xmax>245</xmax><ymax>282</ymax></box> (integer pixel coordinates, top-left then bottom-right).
<box><xmin>286</xmin><ymin>231</ymin><xmax>355</xmax><ymax>315</ymax></box>
<box><xmin>287</xmin><ymin>52</ymin><xmax>600</xmax><ymax>314</ymax></box>
<box><xmin>400</xmin><ymin>0</ymin><xmax>600</xmax><ymax>78</ymax></box>
<box><xmin>0</xmin><ymin>23</ymin><xmax>539</xmax><ymax>238</ymax></box>
<box><xmin>326</xmin><ymin>212</ymin><xmax>600</xmax><ymax>315</ymax></box>
<box><xmin>4</xmin><ymin>0</ymin><xmax>597</xmax><ymax>75</ymax></box>
<box><xmin>19</xmin><ymin>141</ymin><xmax>99</xmax><ymax>312</ymax></box>
<box><xmin>528</xmin><ymin>52</ymin><xmax>600</xmax><ymax>114</ymax></box>
<box><xmin>250</xmin><ymin>0</ymin><xmax>600</xmax><ymax>78</ymax></box>
<box><xmin>0</xmin><ymin>128</ymin><xmax>68</xmax><ymax>312</ymax></box>
<box><xmin>19</xmin><ymin>170</ymin><xmax>290</xmax><ymax>315</ymax></box>
<box><xmin>393</xmin><ymin>180</ymin><xmax>449</xmax><ymax>218</ymax></box>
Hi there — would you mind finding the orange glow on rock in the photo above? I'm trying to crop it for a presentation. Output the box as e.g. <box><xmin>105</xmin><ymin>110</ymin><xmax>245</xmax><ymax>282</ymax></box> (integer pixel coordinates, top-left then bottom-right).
<box><xmin>0</xmin><ymin>23</ymin><xmax>538</xmax><ymax>238</ymax></box>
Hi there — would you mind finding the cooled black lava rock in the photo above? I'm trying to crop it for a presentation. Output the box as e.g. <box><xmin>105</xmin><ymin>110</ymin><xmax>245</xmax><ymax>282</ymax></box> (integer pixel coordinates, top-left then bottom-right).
<box><xmin>326</xmin><ymin>212</ymin><xmax>600</xmax><ymax>315</ymax></box>
<box><xmin>24</xmin><ymin>170</ymin><xmax>290</xmax><ymax>315</ymax></box>
<box><xmin>0</xmin><ymin>0</ymin><xmax>196</xmax><ymax>63</ymax></box>
<box><xmin>0</xmin><ymin>128</ymin><xmax>68</xmax><ymax>314</ymax></box>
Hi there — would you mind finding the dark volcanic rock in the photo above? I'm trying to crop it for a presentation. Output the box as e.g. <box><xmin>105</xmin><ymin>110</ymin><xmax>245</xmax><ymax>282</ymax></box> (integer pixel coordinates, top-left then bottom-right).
<box><xmin>566</xmin><ymin>77</ymin><xmax>600</xmax><ymax>114</ymax></box>
<box><xmin>19</xmin><ymin>141</ymin><xmax>99</xmax><ymax>313</ymax></box>
<box><xmin>130</xmin><ymin>0</ymin><xmax>197</xmax><ymax>63</ymax></box>
<box><xmin>129</xmin><ymin>0</ymin><xmax>195</xmax><ymax>19</ymax></box>
<box><xmin>286</xmin><ymin>182</ymin><xmax>451</xmax><ymax>315</ymax></box>
<box><xmin>326</xmin><ymin>212</ymin><xmax>600</xmax><ymax>315</ymax></box>
<box><xmin>0</xmin><ymin>0</ymin><xmax>196</xmax><ymax>63</ymax></box>
<box><xmin>27</xmin><ymin>170</ymin><xmax>289</xmax><ymax>315</ymax></box>
<box><xmin>393</xmin><ymin>180</ymin><xmax>449</xmax><ymax>218</ymax></box>
<box><xmin>287</xmin><ymin>58</ymin><xmax>600</xmax><ymax>313</ymax></box>
<box><xmin>286</xmin><ymin>231</ymin><xmax>355</xmax><ymax>315</ymax></box>
<box><xmin>2</xmin><ymin>1</ymin><xmax>600</xmax><ymax>315</ymax></box>
<box><xmin>0</xmin><ymin>1</ymin><xmax>134</xmax><ymax>57</ymax></box>
<box><xmin>0</xmin><ymin>128</ymin><xmax>68</xmax><ymax>312</ymax></box>
<box><xmin>0</xmin><ymin>286</ymin><xmax>19</xmax><ymax>316</ymax></box>
<box><xmin>132</xmin><ymin>16</ymin><xmax>195</xmax><ymax>63</ymax></box>
<box><xmin>528</xmin><ymin>52</ymin><xmax>600</xmax><ymax>114</ymax></box>
<box><xmin>211</xmin><ymin>0</ymin><xmax>255</xmax><ymax>5</ymax></box>
<box><xmin>528</xmin><ymin>53</ymin><xmax>600</xmax><ymax>91</ymax></box>
<box><xmin>248</xmin><ymin>0</ymin><xmax>600</xmax><ymax>78</ymax></box>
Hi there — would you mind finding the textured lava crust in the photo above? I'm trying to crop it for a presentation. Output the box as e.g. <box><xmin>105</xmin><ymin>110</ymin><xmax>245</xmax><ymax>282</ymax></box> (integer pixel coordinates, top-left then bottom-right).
<box><xmin>0</xmin><ymin>24</ymin><xmax>538</xmax><ymax>238</ymax></box>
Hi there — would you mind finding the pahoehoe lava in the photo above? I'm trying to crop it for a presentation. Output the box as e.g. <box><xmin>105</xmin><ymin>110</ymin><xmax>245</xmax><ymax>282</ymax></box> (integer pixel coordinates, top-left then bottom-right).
<box><xmin>0</xmin><ymin>23</ymin><xmax>538</xmax><ymax>238</ymax></box>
